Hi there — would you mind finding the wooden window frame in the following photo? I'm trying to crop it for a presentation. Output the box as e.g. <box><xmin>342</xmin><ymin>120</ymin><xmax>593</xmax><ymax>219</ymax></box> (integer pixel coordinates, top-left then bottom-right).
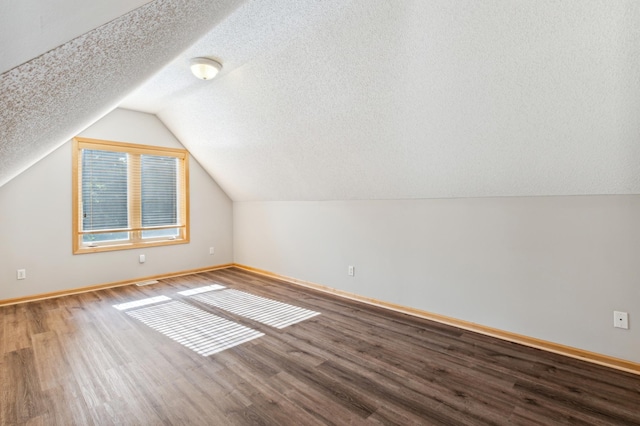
<box><xmin>72</xmin><ymin>137</ymin><xmax>190</xmax><ymax>254</ymax></box>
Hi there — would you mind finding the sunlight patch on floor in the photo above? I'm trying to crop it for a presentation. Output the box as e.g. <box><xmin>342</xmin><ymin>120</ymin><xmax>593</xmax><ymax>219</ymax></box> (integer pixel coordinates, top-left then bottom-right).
<box><xmin>190</xmin><ymin>289</ymin><xmax>320</xmax><ymax>329</ymax></box>
<box><xmin>113</xmin><ymin>295</ymin><xmax>172</xmax><ymax>311</ymax></box>
<box><xmin>177</xmin><ymin>284</ymin><xmax>226</xmax><ymax>296</ymax></box>
<box><xmin>124</xmin><ymin>300</ymin><xmax>264</xmax><ymax>356</ymax></box>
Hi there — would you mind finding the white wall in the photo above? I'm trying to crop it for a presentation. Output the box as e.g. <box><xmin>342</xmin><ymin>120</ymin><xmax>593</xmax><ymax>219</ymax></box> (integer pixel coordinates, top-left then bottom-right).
<box><xmin>0</xmin><ymin>0</ymin><xmax>151</xmax><ymax>74</ymax></box>
<box><xmin>0</xmin><ymin>109</ymin><xmax>232</xmax><ymax>300</ymax></box>
<box><xmin>234</xmin><ymin>197</ymin><xmax>640</xmax><ymax>363</ymax></box>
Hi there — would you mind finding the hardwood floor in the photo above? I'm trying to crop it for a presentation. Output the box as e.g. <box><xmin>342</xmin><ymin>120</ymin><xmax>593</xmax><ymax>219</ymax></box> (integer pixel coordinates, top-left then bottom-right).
<box><xmin>1</xmin><ymin>267</ymin><xmax>639</xmax><ymax>425</ymax></box>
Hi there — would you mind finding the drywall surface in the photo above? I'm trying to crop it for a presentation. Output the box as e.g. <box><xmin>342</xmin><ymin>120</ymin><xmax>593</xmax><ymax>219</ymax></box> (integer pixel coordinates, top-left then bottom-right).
<box><xmin>234</xmin><ymin>198</ymin><xmax>640</xmax><ymax>363</ymax></box>
<box><xmin>0</xmin><ymin>109</ymin><xmax>232</xmax><ymax>300</ymax></box>
<box><xmin>0</xmin><ymin>0</ymin><xmax>152</xmax><ymax>74</ymax></box>
<box><xmin>0</xmin><ymin>0</ymin><xmax>243</xmax><ymax>189</ymax></box>
<box><xmin>150</xmin><ymin>0</ymin><xmax>640</xmax><ymax>201</ymax></box>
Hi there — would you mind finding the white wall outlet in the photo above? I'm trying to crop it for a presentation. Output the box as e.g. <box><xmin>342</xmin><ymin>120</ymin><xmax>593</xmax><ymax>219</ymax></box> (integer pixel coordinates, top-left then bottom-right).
<box><xmin>348</xmin><ymin>265</ymin><xmax>355</xmax><ymax>276</ymax></box>
<box><xmin>139</xmin><ymin>254</ymin><xmax>146</xmax><ymax>264</ymax></box>
<box><xmin>209</xmin><ymin>247</ymin><xmax>215</xmax><ymax>255</ymax></box>
<box><xmin>614</xmin><ymin>311</ymin><xmax>629</xmax><ymax>329</ymax></box>
<box><xmin>16</xmin><ymin>269</ymin><xmax>26</xmax><ymax>280</ymax></box>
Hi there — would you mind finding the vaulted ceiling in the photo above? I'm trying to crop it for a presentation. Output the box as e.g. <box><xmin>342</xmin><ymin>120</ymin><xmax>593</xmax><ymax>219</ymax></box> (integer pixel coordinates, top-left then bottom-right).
<box><xmin>2</xmin><ymin>0</ymin><xmax>640</xmax><ymax>201</ymax></box>
<box><xmin>0</xmin><ymin>0</ymin><xmax>243</xmax><ymax>188</ymax></box>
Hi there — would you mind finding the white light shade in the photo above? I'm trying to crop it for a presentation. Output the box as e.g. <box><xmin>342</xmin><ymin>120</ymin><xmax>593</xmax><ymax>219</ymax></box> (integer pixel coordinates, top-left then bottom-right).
<box><xmin>190</xmin><ymin>57</ymin><xmax>222</xmax><ymax>80</ymax></box>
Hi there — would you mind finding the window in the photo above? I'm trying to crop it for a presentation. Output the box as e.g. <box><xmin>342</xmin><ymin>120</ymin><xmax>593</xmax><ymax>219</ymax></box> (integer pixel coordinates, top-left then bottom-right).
<box><xmin>72</xmin><ymin>137</ymin><xmax>189</xmax><ymax>253</ymax></box>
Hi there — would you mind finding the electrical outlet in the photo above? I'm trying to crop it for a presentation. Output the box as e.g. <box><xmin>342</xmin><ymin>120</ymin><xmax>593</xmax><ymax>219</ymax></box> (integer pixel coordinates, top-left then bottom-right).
<box><xmin>348</xmin><ymin>265</ymin><xmax>355</xmax><ymax>276</ymax></box>
<box><xmin>139</xmin><ymin>254</ymin><xmax>146</xmax><ymax>264</ymax></box>
<box><xmin>16</xmin><ymin>269</ymin><xmax>26</xmax><ymax>280</ymax></box>
<box><xmin>209</xmin><ymin>247</ymin><xmax>215</xmax><ymax>255</ymax></box>
<box><xmin>614</xmin><ymin>311</ymin><xmax>629</xmax><ymax>329</ymax></box>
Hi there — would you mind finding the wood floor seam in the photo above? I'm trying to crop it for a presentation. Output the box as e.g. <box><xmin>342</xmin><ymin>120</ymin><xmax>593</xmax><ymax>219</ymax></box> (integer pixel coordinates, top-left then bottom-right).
<box><xmin>1</xmin><ymin>267</ymin><xmax>638</xmax><ymax>425</ymax></box>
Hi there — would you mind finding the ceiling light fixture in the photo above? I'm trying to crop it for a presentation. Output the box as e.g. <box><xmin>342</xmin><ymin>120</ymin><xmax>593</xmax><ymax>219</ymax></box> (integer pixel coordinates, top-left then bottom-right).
<box><xmin>190</xmin><ymin>57</ymin><xmax>222</xmax><ymax>80</ymax></box>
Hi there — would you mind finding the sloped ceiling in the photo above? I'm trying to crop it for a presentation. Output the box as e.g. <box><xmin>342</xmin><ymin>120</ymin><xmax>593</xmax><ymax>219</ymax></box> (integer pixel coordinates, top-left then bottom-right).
<box><xmin>0</xmin><ymin>0</ymin><xmax>153</xmax><ymax>75</ymax></box>
<box><xmin>122</xmin><ymin>0</ymin><xmax>640</xmax><ymax>201</ymax></box>
<box><xmin>0</xmin><ymin>0</ymin><xmax>243</xmax><ymax>188</ymax></box>
<box><xmin>3</xmin><ymin>1</ymin><xmax>640</xmax><ymax>201</ymax></box>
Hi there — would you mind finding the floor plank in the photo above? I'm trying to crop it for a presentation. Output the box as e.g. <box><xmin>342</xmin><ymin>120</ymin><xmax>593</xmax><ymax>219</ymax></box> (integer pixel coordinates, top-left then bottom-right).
<box><xmin>1</xmin><ymin>267</ymin><xmax>639</xmax><ymax>425</ymax></box>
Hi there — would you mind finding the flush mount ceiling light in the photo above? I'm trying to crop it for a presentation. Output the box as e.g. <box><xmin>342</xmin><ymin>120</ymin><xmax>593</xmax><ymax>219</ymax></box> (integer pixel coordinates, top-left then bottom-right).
<box><xmin>190</xmin><ymin>57</ymin><xmax>222</xmax><ymax>80</ymax></box>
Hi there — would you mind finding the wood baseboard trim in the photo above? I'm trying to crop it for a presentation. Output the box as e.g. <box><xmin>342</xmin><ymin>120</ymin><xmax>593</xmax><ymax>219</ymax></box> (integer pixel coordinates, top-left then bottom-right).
<box><xmin>233</xmin><ymin>263</ymin><xmax>640</xmax><ymax>376</ymax></box>
<box><xmin>0</xmin><ymin>263</ymin><xmax>234</xmax><ymax>307</ymax></box>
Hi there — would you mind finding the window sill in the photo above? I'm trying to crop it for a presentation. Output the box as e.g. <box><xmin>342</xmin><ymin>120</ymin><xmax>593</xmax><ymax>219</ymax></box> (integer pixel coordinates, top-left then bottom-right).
<box><xmin>73</xmin><ymin>238</ymin><xmax>189</xmax><ymax>254</ymax></box>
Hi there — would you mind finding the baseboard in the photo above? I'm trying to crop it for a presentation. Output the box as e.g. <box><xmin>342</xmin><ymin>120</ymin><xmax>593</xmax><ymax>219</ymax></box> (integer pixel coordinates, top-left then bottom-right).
<box><xmin>4</xmin><ymin>261</ymin><xmax>638</xmax><ymax>376</ymax></box>
<box><xmin>233</xmin><ymin>263</ymin><xmax>640</xmax><ymax>376</ymax></box>
<box><xmin>0</xmin><ymin>263</ymin><xmax>234</xmax><ymax>307</ymax></box>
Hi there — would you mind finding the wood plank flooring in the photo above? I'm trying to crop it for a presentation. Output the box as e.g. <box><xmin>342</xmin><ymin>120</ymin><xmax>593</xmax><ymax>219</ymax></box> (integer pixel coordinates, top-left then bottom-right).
<box><xmin>1</xmin><ymin>267</ymin><xmax>639</xmax><ymax>425</ymax></box>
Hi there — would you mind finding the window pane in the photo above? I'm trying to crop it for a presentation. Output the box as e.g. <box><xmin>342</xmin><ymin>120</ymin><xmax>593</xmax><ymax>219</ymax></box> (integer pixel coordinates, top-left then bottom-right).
<box><xmin>81</xmin><ymin>149</ymin><xmax>128</xmax><ymax>233</ymax></box>
<box><xmin>142</xmin><ymin>228</ymin><xmax>179</xmax><ymax>239</ymax></box>
<box><xmin>141</xmin><ymin>155</ymin><xmax>178</xmax><ymax>228</ymax></box>
<box><xmin>83</xmin><ymin>231</ymin><xmax>129</xmax><ymax>244</ymax></box>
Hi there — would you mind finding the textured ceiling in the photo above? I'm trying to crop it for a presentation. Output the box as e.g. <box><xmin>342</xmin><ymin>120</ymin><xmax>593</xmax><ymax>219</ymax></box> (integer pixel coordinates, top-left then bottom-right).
<box><xmin>123</xmin><ymin>0</ymin><xmax>640</xmax><ymax>201</ymax></box>
<box><xmin>0</xmin><ymin>0</ymin><xmax>243</xmax><ymax>188</ymax></box>
<box><xmin>0</xmin><ymin>0</ymin><xmax>152</xmax><ymax>74</ymax></box>
<box><xmin>3</xmin><ymin>1</ymin><xmax>640</xmax><ymax>201</ymax></box>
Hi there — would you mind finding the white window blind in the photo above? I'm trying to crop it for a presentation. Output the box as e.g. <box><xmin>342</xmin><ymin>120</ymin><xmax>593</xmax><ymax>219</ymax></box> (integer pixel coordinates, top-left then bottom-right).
<box><xmin>81</xmin><ymin>149</ymin><xmax>129</xmax><ymax>244</ymax></box>
<box><xmin>141</xmin><ymin>154</ymin><xmax>180</xmax><ymax>239</ymax></box>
